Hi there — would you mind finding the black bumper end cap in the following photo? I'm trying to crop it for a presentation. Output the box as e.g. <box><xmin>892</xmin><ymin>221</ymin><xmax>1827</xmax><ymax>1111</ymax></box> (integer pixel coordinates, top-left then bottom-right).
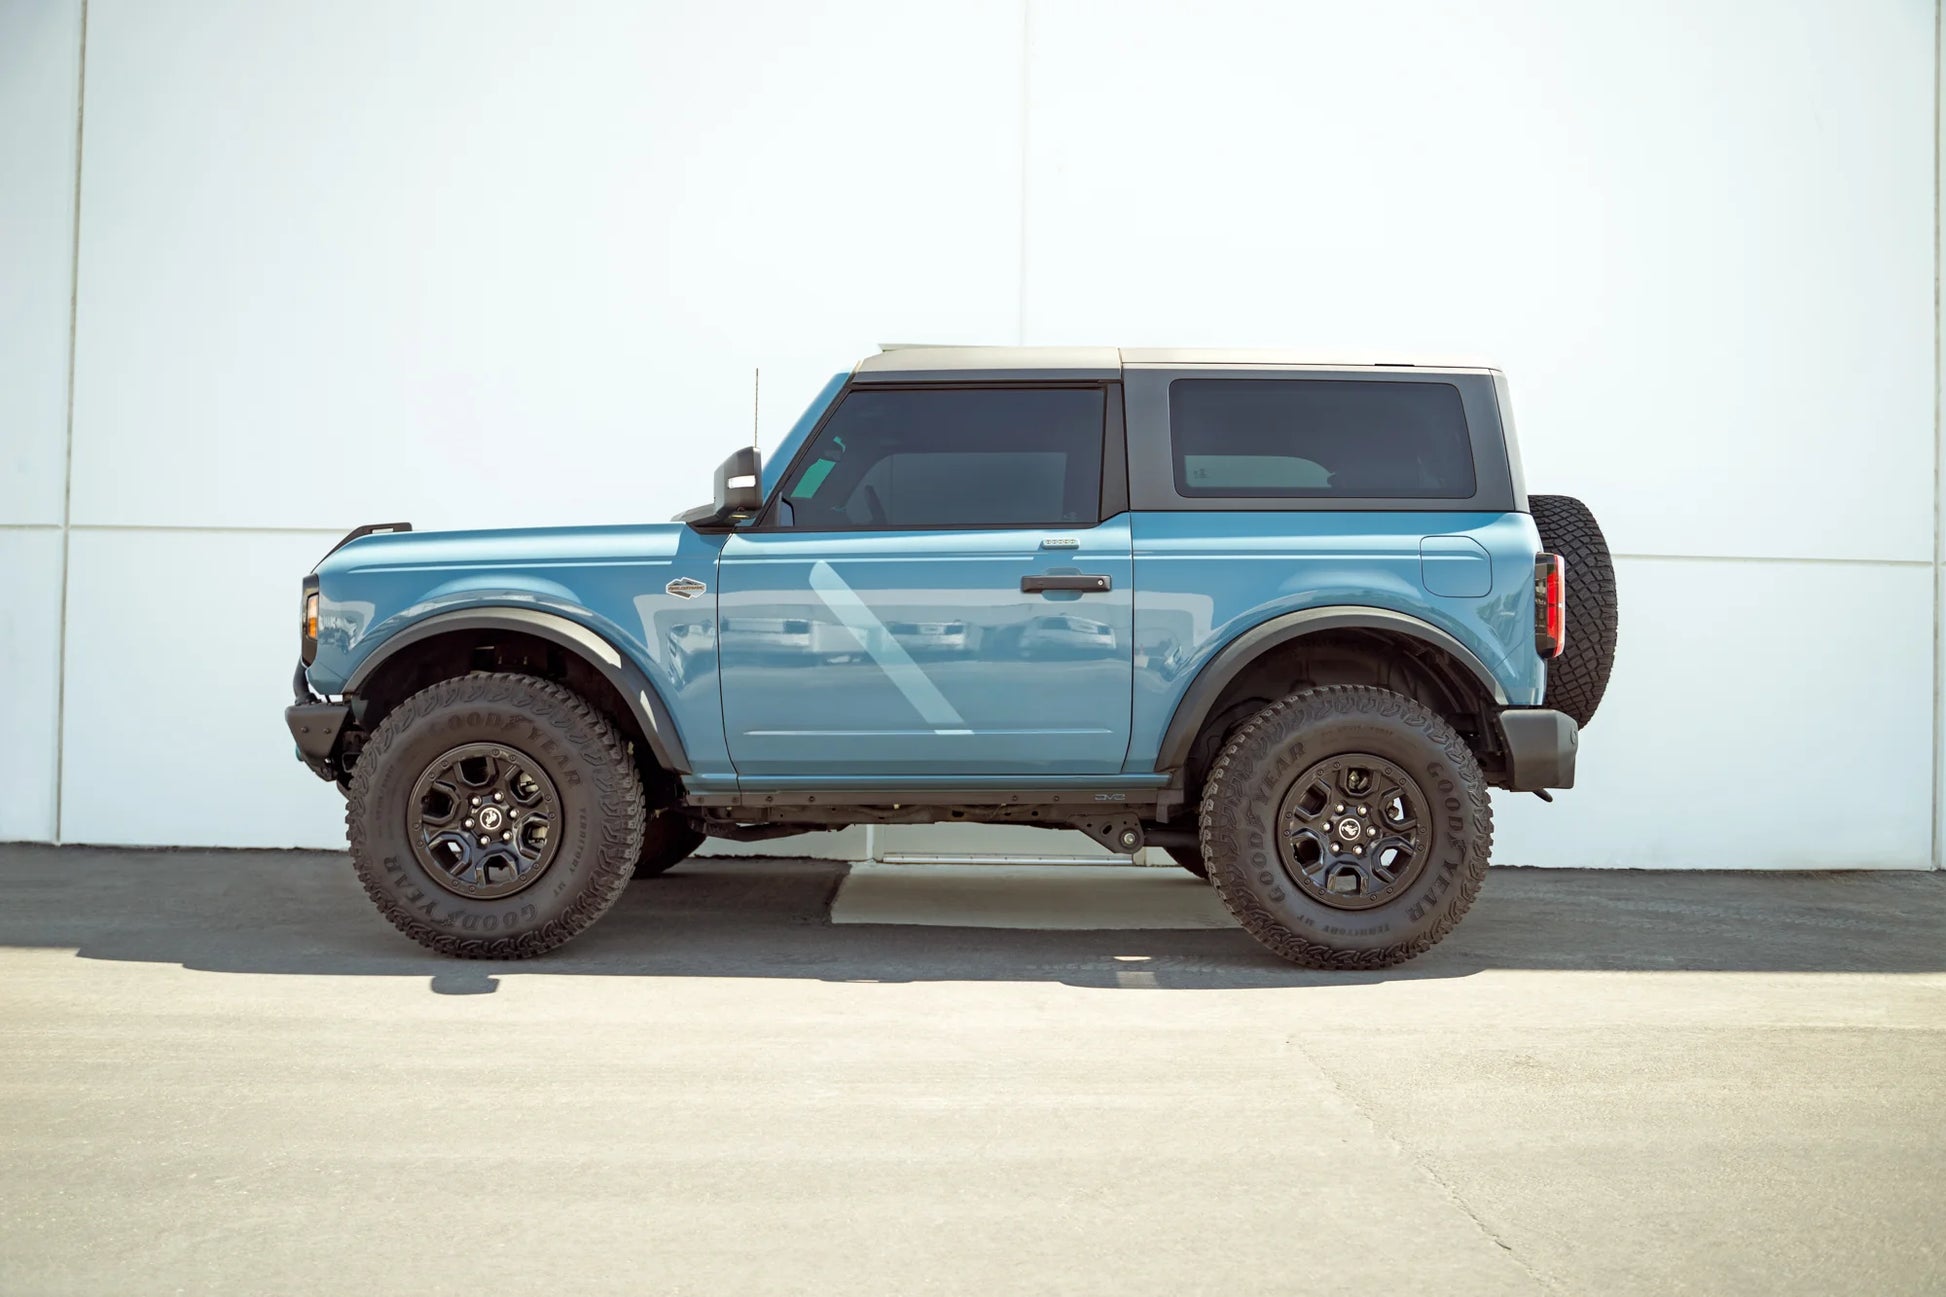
<box><xmin>286</xmin><ymin>700</ymin><xmax>352</xmax><ymax>779</ymax></box>
<box><xmin>1497</xmin><ymin>708</ymin><xmax>1578</xmax><ymax>792</ymax></box>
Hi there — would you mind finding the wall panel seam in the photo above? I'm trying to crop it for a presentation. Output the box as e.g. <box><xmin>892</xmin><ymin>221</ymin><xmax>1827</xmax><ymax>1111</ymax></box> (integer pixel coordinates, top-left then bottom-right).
<box><xmin>52</xmin><ymin>0</ymin><xmax>87</xmax><ymax>846</ymax></box>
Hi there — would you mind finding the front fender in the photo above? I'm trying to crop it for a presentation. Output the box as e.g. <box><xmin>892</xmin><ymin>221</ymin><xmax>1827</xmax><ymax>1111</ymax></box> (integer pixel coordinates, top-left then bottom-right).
<box><xmin>304</xmin><ymin>523</ymin><xmax>732</xmax><ymax>774</ymax></box>
<box><xmin>341</xmin><ymin>603</ymin><xmax>695</xmax><ymax>774</ymax></box>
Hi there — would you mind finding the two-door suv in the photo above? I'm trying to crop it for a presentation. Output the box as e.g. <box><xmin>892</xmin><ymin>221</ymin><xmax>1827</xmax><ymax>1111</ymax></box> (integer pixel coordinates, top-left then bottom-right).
<box><xmin>285</xmin><ymin>347</ymin><xmax>1617</xmax><ymax>967</ymax></box>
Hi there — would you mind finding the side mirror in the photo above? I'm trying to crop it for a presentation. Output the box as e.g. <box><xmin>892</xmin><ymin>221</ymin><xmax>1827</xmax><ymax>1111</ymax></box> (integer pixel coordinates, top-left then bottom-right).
<box><xmin>676</xmin><ymin>446</ymin><xmax>764</xmax><ymax>529</ymax></box>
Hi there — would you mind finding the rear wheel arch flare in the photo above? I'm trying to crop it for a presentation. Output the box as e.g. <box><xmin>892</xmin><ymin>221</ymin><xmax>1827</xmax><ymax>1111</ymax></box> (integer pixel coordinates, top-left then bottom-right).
<box><xmin>1155</xmin><ymin>607</ymin><xmax>1508</xmax><ymax>776</ymax></box>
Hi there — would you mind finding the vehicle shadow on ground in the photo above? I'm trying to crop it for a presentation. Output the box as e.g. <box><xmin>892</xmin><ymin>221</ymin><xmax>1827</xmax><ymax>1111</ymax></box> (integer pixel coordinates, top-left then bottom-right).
<box><xmin>2</xmin><ymin>844</ymin><xmax>1941</xmax><ymax>993</ymax></box>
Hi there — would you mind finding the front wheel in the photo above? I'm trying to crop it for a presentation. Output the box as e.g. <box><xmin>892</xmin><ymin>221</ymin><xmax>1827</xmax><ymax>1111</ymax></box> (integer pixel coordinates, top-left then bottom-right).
<box><xmin>1200</xmin><ymin>685</ymin><xmax>1493</xmax><ymax>969</ymax></box>
<box><xmin>345</xmin><ymin>673</ymin><xmax>646</xmax><ymax>958</ymax></box>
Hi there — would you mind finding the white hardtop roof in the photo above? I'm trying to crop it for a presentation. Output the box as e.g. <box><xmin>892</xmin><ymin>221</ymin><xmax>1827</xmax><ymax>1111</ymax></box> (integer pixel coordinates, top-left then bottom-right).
<box><xmin>857</xmin><ymin>345</ymin><xmax>1497</xmax><ymax>378</ymax></box>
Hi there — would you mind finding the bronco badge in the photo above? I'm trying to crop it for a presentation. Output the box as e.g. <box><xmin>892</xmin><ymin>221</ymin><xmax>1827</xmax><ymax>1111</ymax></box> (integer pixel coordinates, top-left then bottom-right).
<box><xmin>666</xmin><ymin>577</ymin><xmax>706</xmax><ymax>599</ymax></box>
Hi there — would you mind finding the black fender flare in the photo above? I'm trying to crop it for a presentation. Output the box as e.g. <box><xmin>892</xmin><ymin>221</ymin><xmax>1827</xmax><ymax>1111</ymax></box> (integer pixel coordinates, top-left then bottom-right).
<box><xmin>342</xmin><ymin>607</ymin><xmax>691</xmax><ymax>774</ymax></box>
<box><xmin>1154</xmin><ymin>606</ymin><xmax>1509</xmax><ymax>772</ymax></box>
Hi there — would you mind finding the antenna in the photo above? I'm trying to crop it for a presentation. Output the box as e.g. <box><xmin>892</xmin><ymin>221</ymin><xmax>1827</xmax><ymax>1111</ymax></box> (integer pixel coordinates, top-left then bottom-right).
<box><xmin>752</xmin><ymin>368</ymin><xmax>761</xmax><ymax>455</ymax></box>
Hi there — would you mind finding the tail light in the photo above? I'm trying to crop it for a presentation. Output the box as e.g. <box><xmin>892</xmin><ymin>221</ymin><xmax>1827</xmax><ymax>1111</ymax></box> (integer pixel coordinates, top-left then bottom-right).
<box><xmin>1534</xmin><ymin>554</ymin><xmax>1566</xmax><ymax>658</ymax></box>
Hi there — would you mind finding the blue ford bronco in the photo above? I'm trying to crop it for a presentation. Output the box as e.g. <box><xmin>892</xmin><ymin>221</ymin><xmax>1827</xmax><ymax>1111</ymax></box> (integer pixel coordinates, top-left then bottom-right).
<box><xmin>286</xmin><ymin>347</ymin><xmax>1617</xmax><ymax>967</ymax></box>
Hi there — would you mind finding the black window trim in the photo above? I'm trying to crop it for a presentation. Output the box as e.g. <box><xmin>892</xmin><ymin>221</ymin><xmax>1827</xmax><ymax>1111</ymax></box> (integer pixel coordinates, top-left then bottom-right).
<box><xmin>1120</xmin><ymin>367</ymin><xmax>1520</xmax><ymax>514</ymax></box>
<box><xmin>750</xmin><ymin>379</ymin><xmax>1128</xmax><ymax>534</ymax></box>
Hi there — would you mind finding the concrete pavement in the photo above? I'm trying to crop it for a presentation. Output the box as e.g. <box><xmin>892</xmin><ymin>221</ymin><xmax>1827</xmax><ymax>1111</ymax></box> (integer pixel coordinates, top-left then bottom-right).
<box><xmin>1</xmin><ymin>844</ymin><xmax>1942</xmax><ymax>1295</ymax></box>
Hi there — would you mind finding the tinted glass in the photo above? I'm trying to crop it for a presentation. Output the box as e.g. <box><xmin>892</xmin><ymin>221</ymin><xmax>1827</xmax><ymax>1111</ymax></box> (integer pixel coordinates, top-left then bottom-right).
<box><xmin>782</xmin><ymin>387</ymin><xmax>1105</xmax><ymax>528</ymax></box>
<box><xmin>1170</xmin><ymin>379</ymin><xmax>1475</xmax><ymax>499</ymax></box>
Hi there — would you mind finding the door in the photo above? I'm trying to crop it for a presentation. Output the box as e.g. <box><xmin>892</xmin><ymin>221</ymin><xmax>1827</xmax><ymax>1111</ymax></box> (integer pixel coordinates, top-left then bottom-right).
<box><xmin>718</xmin><ymin>384</ymin><xmax>1133</xmax><ymax>778</ymax></box>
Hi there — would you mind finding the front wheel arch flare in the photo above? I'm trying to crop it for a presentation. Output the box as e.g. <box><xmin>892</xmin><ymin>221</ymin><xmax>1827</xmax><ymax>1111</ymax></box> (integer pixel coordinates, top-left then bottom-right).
<box><xmin>344</xmin><ymin>608</ymin><xmax>691</xmax><ymax>775</ymax></box>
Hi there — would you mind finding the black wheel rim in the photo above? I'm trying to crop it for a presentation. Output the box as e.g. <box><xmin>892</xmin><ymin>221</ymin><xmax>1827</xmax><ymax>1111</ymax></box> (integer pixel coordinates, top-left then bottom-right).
<box><xmin>1278</xmin><ymin>754</ymin><xmax>1429</xmax><ymax>910</ymax></box>
<box><xmin>408</xmin><ymin>742</ymin><xmax>561</xmax><ymax>900</ymax></box>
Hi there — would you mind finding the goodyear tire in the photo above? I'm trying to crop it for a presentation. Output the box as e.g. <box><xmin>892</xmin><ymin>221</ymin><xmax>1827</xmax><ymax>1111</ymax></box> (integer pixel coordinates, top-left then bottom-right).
<box><xmin>633</xmin><ymin>812</ymin><xmax>707</xmax><ymax>879</ymax></box>
<box><xmin>345</xmin><ymin>673</ymin><xmax>645</xmax><ymax>958</ymax></box>
<box><xmin>1165</xmin><ymin>846</ymin><xmax>1210</xmax><ymax>880</ymax></box>
<box><xmin>1200</xmin><ymin>685</ymin><xmax>1493</xmax><ymax>970</ymax></box>
<box><xmin>1530</xmin><ymin>493</ymin><xmax>1618</xmax><ymax>728</ymax></box>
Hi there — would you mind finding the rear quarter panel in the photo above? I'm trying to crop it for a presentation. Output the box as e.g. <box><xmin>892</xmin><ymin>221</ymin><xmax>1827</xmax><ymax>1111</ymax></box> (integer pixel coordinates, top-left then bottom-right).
<box><xmin>1125</xmin><ymin>510</ymin><xmax>1545</xmax><ymax>773</ymax></box>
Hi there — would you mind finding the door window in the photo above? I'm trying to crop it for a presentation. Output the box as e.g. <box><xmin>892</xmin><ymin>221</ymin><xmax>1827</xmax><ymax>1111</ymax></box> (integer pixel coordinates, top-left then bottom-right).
<box><xmin>780</xmin><ymin>387</ymin><xmax>1105</xmax><ymax>529</ymax></box>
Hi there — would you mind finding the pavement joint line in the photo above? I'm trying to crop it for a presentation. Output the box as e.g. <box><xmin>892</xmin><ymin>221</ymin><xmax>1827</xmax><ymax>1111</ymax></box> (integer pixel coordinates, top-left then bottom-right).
<box><xmin>1283</xmin><ymin>1030</ymin><xmax>1564</xmax><ymax>1296</ymax></box>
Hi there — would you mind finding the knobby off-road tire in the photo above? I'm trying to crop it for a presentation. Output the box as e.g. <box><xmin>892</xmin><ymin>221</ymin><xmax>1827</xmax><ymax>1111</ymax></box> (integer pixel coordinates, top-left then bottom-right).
<box><xmin>1530</xmin><ymin>493</ymin><xmax>1618</xmax><ymax>729</ymax></box>
<box><xmin>633</xmin><ymin>811</ymin><xmax>707</xmax><ymax>879</ymax></box>
<box><xmin>346</xmin><ymin>673</ymin><xmax>646</xmax><ymax>958</ymax></box>
<box><xmin>1164</xmin><ymin>846</ymin><xmax>1210</xmax><ymax>880</ymax></box>
<box><xmin>1200</xmin><ymin>685</ymin><xmax>1494</xmax><ymax>970</ymax></box>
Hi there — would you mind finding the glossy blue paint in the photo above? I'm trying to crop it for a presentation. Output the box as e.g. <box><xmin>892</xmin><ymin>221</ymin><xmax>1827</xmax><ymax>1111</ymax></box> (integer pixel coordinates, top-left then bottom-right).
<box><xmin>716</xmin><ymin>517</ymin><xmax>1134</xmax><ymax>776</ymax></box>
<box><xmin>1122</xmin><ymin>510</ymin><xmax>1545</xmax><ymax>774</ymax></box>
<box><xmin>307</xmin><ymin>522</ymin><xmax>734</xmax><ymax>773</ymax></box>
<box><xmin>1419</xmin><ymin>534</ymin><xmax>1495</xmax><ymax>598</ymax></box>
<box><xmin>761</xmin><ymin>373</ymin><xmax>848</xmax><ymax>498</ymax></box>
<box><xmin>307</xmin><ymin>503</ymin><xmax>1544</xmax><ymax>786</ymax></box>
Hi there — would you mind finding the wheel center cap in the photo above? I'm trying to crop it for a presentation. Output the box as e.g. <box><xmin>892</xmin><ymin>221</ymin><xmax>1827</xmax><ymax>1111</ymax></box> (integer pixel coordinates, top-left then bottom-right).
<box><xmin>477</xmin><ymin>806</ymin><xmax>504</xmax><ymax>831</ymax></box>
<box><xmin>1336</xmin><ymin>818</ymin><xmax>1362</xmax><ymax>842</ymax></box>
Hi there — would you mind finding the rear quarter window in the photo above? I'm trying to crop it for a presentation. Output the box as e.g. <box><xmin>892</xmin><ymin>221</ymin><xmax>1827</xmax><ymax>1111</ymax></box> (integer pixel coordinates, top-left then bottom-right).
<box><xmin>1169</xmin><ymin>378</ymin><xmax>1475</xmax><ymax>499</ymax></box>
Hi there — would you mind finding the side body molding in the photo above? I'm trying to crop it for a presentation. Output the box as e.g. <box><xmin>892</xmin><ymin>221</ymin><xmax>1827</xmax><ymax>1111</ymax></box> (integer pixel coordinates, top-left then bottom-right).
<box><xmin>1153</xmin><ymin>605</ymin><xmax>1511</xmax><ymax>773</ymax></box>
<box><xmin>342</xmin><ymin>607</ymin><xmax>692</xmax><ymax>774</ymax></box>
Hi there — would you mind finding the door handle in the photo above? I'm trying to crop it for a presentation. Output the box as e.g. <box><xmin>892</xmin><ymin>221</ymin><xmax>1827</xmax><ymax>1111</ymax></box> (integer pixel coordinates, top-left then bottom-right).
<box><xmin>1022</xmin><ymin>574</ymin><xmax>1112</xmax><ymax>593</ymax></box>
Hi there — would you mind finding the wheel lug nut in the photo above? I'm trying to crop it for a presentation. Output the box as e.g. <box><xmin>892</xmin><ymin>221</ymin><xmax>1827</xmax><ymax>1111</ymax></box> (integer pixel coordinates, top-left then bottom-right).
<box><xmin>471</xmin><ymin>797</ymin><xmax>481</xmax><ymax>806</ymax></box>
<box><xmin>1335</xmin><ymin>804</ymin><xmax>1345</xmax><ymax>812</ymax></box>
<box><xmin>464</xmin><ymin>818</ymin><xmax>474</xmax><ymax>828</ymax></box>
<box><xmin>509</xmin><ymin>808</ymin><xmax>519</xmax><ymax>818</ymax></box>
<box><xmin>494</xmin><ymin>793</ymin><xmax>504</xmax><ymax>802</ymax></box>
<box><xmin>1367</xmin><ymin>826</ymin><xmax>1376</xmax><ymax>836</ymax></box>
<box><xmin>1354</xmin><ymin>845</ymin><xmax>1364</xmax><ymax>855</ymax></box>
<box><xmin>1358</xmin><ymin>806</ymin><xmax>1368</xmax><ymax>815</ymax></box>
<box><xmin>502</xmin><ymin>832</ymin><xmax>512</xmax><ymax>841</ymax></box>
<box><xmin>478</xmin><ymin>835</ymin><xmax>490</xmax><ymax>845</ymax></box>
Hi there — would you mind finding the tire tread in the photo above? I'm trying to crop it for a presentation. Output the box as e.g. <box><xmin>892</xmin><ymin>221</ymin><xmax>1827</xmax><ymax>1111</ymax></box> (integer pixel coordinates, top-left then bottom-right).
<box><xmin>1199</xmin><ymin>685</ymin><xmax>1494</xmax><ymax>970</ymax></box>
<box><xmin>345</xmin><ymin>672</ymin><xmax>646</xmax><ymax>959</ymax></box>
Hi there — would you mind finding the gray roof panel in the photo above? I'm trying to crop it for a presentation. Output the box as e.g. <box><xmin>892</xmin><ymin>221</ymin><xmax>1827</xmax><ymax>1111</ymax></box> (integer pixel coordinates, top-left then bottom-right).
<box><xmin>851</xmin><ymin>345</ymin><xmax>1496</xmax><ymax>381</ymax></box>
<box><xmin>852</xmin><ymin>345</ymin><xmax>1121</xmax><ymax>383</ymax></box>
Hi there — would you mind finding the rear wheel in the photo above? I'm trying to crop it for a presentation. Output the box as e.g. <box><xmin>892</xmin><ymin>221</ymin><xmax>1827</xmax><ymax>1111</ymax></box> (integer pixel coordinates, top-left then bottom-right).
<box><xmin>345</xmin><ymin>673</ymin><xmax>645</xmax><ymax>958</ymax></box>
<box><xmin>1200</xmin><ymin>685</ymin><xmax>1493</xmax><ymax>969</ymax></box>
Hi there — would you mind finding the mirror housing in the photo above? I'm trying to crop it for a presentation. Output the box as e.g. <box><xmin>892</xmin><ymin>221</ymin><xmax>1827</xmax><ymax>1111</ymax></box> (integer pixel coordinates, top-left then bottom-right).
<box><xmin>676</xmin><ymin>446</ymin><xmax>764</xmax><ymax>529</ymax></box>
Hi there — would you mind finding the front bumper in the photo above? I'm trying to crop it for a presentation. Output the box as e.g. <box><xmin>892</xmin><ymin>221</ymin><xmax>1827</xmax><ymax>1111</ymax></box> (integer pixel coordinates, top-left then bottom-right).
<box><xmin>1496</xmin><ymin>708</ymin><xmax>1578</xmax><ymax>791</ymax></box>
<box><xmin>288</xmin><ymin>661</ymin><xmax>354</xmax><ymax>782</ymax></box>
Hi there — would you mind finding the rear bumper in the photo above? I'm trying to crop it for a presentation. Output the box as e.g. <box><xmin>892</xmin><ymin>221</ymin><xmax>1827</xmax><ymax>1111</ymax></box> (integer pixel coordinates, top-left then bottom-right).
<box><xmin>1496</xmin><ymin>708</ymin><xmax>1578</xmax><ymax>791</ymax></box>
<box><xmin>287</xmin><ymin>661</ymin><xmax>353</xmax><ymax>782</ymax></box>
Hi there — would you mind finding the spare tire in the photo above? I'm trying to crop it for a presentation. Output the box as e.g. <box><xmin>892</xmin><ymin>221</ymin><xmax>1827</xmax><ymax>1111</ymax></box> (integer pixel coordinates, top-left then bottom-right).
<box><xmin>1529</xmin><ymin>494</ymin><xmax>1618</xmax><ymax>728</ymax></box>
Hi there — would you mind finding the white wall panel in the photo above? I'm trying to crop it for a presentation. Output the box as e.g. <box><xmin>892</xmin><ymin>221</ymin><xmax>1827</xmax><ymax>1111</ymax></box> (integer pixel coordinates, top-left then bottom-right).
<box><xmin>1493</xmin><ymin>556</ymin><xmax>1934</xmax><ymax>869</ymax></box>
<box><xmin>67</xmin><ymin>0</ymin><xmax>1022</xmax><ymax>535</ymax></box>
<box><xmin>0</xmin><ymin>0</ymin><xmax>82</xmax><ymax>525</ymax></box>
<box><xmin>0</xmin><ymin>530</ymin><xmax>64</xmax><ymax>840</ymax></box>
<box><xmin>5</xmin><ymin>0</ymin><xmax>1937</xmax><ymax>869</ymax></box>
<box><xmin>1024</xmin><ymin>0</ymin><xmax>1935</xmax><ymax>564</ymax></box>
<box><xmin>60</xmin><ymin>529</ymin><xmax>348</xmax><ymax>847</ymax></box>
